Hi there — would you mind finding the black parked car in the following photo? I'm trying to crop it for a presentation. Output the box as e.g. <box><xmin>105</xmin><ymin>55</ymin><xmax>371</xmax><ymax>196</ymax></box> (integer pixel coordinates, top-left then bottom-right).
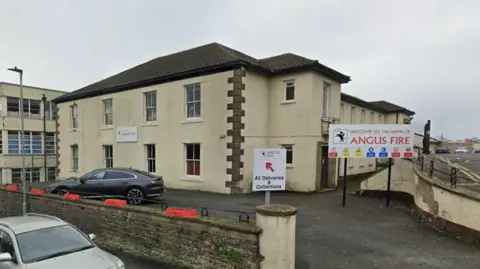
<box><xmin>47</xmin><ymin>168</ymin><xmax>165</xmax><ymax>205</ymax></box>
<box><xmin>435</xmin><ymin>148</ymin><xmax>451</xmax><ymax>154</ymax></box>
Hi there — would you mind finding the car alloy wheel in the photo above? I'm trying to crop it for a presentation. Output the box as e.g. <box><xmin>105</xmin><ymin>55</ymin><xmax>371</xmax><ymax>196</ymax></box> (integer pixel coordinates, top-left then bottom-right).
<box><xmin>127</xmin><ymin>188</ymin><xmax>144</xmax><ymax>205</ymax></box>
<box><xmin>55</xmin><ymin>189</ymin><xmax>68</xmax><ymax>196</ymax></box>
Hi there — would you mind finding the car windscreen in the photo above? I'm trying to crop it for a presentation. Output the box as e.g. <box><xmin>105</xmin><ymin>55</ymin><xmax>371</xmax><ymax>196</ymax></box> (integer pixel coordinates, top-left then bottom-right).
<box><xmin>16</xmin><ymin>224</ymin><xmax>94</xmax><ymax>263</ymax></box>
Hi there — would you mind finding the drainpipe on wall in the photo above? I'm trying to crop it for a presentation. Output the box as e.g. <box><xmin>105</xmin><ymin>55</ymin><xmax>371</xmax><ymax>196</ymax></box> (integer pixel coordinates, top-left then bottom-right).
<box><xmin>42</xmin><ymin>94</ymin><xmax>47</xmax><ymax>182</ymax></box>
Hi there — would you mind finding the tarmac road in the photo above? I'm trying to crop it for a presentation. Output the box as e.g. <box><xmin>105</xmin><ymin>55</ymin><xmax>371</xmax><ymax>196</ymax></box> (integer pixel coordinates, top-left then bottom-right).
<box><xmin>443</xmin><ymin>153</ymin><xmax>480</xmax><ymax>174</ymax></box>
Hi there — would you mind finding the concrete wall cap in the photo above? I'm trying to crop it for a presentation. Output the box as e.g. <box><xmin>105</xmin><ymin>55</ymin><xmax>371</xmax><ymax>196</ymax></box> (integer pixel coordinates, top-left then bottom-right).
<box><xmin>256</xmin><ymin>204</ymin><xmax>298</xmax><ymax>217</ymax></box>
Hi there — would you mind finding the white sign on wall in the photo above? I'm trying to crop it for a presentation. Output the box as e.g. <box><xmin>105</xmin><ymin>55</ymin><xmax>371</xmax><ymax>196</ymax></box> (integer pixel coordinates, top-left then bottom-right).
<box><xmin>252</xmin><ymin>148</ymin><xmax>287</xmax><ymax>191</ymax></box>
<box><xmin>116</xmin><ymin>126</ymin><xmax>138</xmax><ymax>143</ymax></box>
<box><xmin>328</xmin><ymin>124</ymin><xmax>414</xmax><ymax>159</ymax></box>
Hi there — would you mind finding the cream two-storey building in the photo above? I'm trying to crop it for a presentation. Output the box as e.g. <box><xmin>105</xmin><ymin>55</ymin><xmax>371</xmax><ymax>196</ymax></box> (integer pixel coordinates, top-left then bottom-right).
<box><xmin>0</xmin><ymin>82</ymin><xmax>66</xmax><ymax>184</ymax></box>
<box><xmin>54</xmin><ymin>43</ymin><xmax>414</xmax><ymax>193</ymax></box>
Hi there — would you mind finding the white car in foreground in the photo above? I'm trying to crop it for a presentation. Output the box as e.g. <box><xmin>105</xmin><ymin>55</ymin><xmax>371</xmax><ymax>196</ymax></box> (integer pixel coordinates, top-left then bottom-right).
<box><xmin>0</xmin><ymin>213</ymin><xmax>124</xmax><ymax>269</ymax></box>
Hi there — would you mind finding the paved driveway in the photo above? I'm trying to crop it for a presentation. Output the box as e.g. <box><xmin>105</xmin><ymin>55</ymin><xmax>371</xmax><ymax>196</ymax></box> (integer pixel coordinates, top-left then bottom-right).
<box><xmin>23</xmin><ymin>181</ymin><xmax>480</xmax><ymax>268</ymax></box>
<box><xmin>442</xmin><ymin>153</ymin><xmax>480</xmax><ymax>174</ymax></box>
<box><xmin>155</xmin><ymin>188</ymin><xmax>480</xmax><ymax>269</ymax></box>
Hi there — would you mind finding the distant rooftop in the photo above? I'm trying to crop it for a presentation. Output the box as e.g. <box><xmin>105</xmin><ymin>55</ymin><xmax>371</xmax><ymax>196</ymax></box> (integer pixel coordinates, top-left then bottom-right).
<box><xmin>0</xmin><ymin>81</ymin><xmax>67</xmax><ymax>94</ymax></box>
<box><xmin>341</xmin><ymin>93</ymin><xmax>415</xmax><ymax>116</ymax></box>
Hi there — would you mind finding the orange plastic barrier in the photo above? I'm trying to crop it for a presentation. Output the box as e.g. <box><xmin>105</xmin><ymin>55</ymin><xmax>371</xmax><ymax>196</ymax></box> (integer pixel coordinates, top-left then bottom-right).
<box><xmin>165</xmin><ymin>207</ymin><xmax>197</xmax><ymax>218</ymax></box>
<box><xmin>63</xmin><ymin>193</ymin><xmax>81</xmax><ymax>200</ymax></box>
<box><xmin>29</xmin><ymin>188</ymin><xmax>45</xmax><ymax>195</ymax></box>
<box><xmin>104</xmin><ymin>199</ymin><xmax>127</xmax><ymax>207</ymax></box>
<box><xmin>3</xmin><ymin>185</ymin><xmax>19</xmax><ymax>191</ymax></box>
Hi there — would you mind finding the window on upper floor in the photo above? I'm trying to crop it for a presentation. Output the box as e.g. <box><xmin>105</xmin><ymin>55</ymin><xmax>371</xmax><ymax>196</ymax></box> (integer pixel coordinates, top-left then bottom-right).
<box><xmin>350</xmin><ymin>107</ymin><xmax>356</xmax><ymax>123</ymax></box>
<box><xmin>44</xmin><ymin>101</ymin><xmax>52</xmax><ymax>120</ymax></box>
<box><xmin>45</xmin><ymin>101</ymin><xmax>58</xmax><ymax>121</ymax></box>
<box><xmin>370</xmin><ymin>112</ymin><xmax>375</xmax><ymax>124</ymax></box>
<box><xmin>378</xmin><ymin>114</ymin><xmax>383</xmax><ymax>124</ymax></box>
<box><xmin>45</xmin><ymin>132</ymin><xmax>56</xmax><ymax>154</ymax></box>
<box><xmin>322</xmin><ymin>82</ymin><xmax>330</xmax><ymax>117</ymax></box>
<box><xmin>7</xmin><ymin>131</ymin><xmax>41</xmax><ymax>155</ymax></box>
<box><xmin>284</xmin><ymin>80</ymin><xmax>295</xmax><ymax>101</ymax></box>
<box><xmin>102</xmin><ymin>99</ymin><xmax>113</xmax><ymax>126</ymax></box>
<box><xmin>144</xmin><ymin>91</ymin><xmax>157</xmax><ymax>122</ymax></box>
<box><xmin>361</xmin><ymin>109</ymin><xmax>366</xmax><ymax>124</ymax></box>
<box><xmin>6</xmin><ymin>97</ymin><xmax>19</xmax><ymax>117</ymax></box>
<box><xmin>186</xmin><ymin>84</ymin><xmax>201</xmax><ymax>119</ymax></box>
<box><xmin>70</xmin><ymin>104</ymin><xmax>78</xmax><ymax>129</ymax></box>
<box><xmin>340</xmin><ymin>104</ymin><xmax>344</xmax><ymax>123</ymax></box>
<box><xmin>6</xmin><ymin>97</ymin><xmax>41</xmax><ymax>119</ymax></box>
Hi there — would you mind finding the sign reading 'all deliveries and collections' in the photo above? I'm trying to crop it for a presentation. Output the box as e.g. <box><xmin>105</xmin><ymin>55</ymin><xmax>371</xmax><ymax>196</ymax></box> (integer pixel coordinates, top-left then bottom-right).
<box><xmin>328</xmin><ymin>124</ymin><xmax>414</xmax><ymax>159</ymax></box>
<box><xmin>252</xmin><ymin>148</ymin><xmax>287</xmax><ymax>191</ymax></box>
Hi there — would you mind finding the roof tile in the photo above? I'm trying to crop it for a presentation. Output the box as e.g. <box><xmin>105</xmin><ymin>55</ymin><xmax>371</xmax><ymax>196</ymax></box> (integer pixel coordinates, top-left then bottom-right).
<box><xmin>54</xmin><ymin>42</ymin><xmax>350</xmax><ymax>103</ymax></box>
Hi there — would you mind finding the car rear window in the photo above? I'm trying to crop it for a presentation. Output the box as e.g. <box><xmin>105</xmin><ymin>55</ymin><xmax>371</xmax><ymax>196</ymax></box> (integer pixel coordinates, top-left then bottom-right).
<box><xmin>132</xmin><ymin>169</ymin><xmax>159</xmax><ymax>178</ymax></box>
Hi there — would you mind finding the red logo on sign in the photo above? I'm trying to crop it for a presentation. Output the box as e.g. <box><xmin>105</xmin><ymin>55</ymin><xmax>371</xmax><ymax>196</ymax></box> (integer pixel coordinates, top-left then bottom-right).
<box><xmin>404</xmin><ymin>152</ymin><xmax>413</xmax><ymax>158</ymax></box>
<box><xmin>329</xmin><ymin>152</ymin><xmax>338</xmax><ymax>158</ymax></box>
<box><xmin>391</xmin><ymin>152</ymin><xmax>400</xmax><ymax>158</ymax></box>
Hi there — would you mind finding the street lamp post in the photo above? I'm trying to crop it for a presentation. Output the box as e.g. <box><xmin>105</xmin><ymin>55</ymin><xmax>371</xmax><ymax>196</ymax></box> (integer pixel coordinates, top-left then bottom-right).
<box><xmin>7</xmin><ymin>66</ymin><xmax>26</xmax><ymax>216</ymax></box>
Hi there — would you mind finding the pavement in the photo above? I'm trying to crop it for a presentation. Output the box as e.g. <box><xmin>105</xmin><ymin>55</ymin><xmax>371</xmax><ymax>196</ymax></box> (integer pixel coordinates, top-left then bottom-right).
<box><xmin>15</xmin><ymin>181</ymin><xmax>480</xmax><ymax>268</ymax></box>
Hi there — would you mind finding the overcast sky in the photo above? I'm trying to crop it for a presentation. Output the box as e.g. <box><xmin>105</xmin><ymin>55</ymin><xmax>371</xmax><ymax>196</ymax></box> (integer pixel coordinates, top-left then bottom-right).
<box><xmin>1</xmin><ymin>0</ymin><xmax>478</xmax><ymax>139</ymax></box>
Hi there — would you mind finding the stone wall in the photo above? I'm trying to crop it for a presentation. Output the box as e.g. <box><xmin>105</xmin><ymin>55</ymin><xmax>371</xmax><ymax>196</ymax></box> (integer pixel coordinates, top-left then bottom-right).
<box><xmin>359</xmin><ymin>158</ymin><xmax>480</xmax><ymax>244</ymax></box>
<box><xmin>0</xmin><ymin>190</ymin><xmax>262</xmax><ymax>269</ymax></box>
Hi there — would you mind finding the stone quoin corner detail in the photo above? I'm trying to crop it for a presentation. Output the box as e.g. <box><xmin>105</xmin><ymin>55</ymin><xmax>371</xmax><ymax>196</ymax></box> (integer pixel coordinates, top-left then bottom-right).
<box><xmin>225</xmin><ymin>67</ymin><xmax>246</xmax><ymax>193</ymax></box>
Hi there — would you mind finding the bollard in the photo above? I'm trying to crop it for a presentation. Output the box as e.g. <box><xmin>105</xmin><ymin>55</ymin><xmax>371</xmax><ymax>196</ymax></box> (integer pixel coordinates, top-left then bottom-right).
<box><xmin>429</xmin><ymin>160</ymin><xmax>434</xmax><ymax>177</ymax></box>
<box><xmin>450</xmin><ymin>167</ymin><xmax>457</xmax><ymax>187</ymax></box>
<box><xmin>256</xmin><ymin>204</ymin><xmax>297</xmax><ymax>269</ymax></box>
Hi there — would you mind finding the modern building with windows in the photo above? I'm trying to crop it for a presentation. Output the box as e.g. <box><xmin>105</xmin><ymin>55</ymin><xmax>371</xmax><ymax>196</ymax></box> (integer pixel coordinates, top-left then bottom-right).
<box><xmin>0</xmin><ymin>82</ymin><xmax>66</xmax><ymax>184</ymax></box>
<box><xmin>53</xmin><ymin>42</ymin><xmax>414</xmax><ymax>193</ymax></box>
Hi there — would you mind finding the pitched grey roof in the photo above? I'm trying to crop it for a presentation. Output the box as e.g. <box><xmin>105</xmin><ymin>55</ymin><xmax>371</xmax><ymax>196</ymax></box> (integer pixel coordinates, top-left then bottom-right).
<box><xmin>369</xmin><ymin>100</ymin><xmax>415</xmax><ymax>116</ymax></box>
<box><xmin>341</xmin><ymin>93</ymin><xmax>416</xmax><ymax>116</ymax></box>
<box><xmin>54</xmin><ymin>42</ymin><xmax>350</xmax><ymax>103</ymax></box>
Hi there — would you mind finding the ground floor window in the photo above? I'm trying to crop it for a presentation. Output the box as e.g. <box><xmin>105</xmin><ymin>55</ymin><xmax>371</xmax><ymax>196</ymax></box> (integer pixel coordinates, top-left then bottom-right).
<box><xmin>282</xmin><ymin>145</ymin><xmax>293</xmax><ymax>164</ymax></box>
<box><xmin>11</xmin><ymin>168</ymin><xmax>40</xmax><ymax>183</ymax></box>
<box><xmin>103</xmin><ymin>145</ymin><xmax>113</xmax><ymax>168</ymax></box>
<box><xmin>185</xmin><ymin>143</ymin><xmax>200</xmax><ymax>176</ymax></box>
<box><xmin>47</xmin><ymin>167</ymin><xmax>57</xmax><ymax>181</ymax></box>
<box><xmin>71</xmin><ymin>145</ymin><xmax>78</xmax><ymax>170</ymax></box>
<box><xmin>145</xmin><ymin>144</ymin><xmax>156</xmax><ymax>173</ymax></box>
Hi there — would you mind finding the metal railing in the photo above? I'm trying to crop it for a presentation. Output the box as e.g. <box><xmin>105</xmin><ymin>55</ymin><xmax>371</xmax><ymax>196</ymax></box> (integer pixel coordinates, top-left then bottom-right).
<box><xmin>413</xmin><ymin>149</ymin><xmax>477</xmax><ymax>188</ymax></box>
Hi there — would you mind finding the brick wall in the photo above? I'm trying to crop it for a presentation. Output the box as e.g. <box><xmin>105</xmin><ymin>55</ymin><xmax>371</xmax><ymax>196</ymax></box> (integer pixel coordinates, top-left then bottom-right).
<box><xmin>0</xmin><ymin>190</ymin><xmax>262</xmax><ymax>269</ymax></box>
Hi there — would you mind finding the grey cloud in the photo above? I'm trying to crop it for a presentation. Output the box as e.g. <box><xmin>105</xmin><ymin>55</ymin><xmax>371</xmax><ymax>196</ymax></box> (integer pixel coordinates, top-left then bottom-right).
<box><xmin>1</xmin><ymin>0</ymin><xmax>479</xmax><ymax>138</ymax></box>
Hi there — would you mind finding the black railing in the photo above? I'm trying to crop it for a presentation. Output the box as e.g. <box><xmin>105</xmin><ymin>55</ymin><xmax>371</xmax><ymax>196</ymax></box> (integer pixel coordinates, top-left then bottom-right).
<box><xmin>414</xmin><ymin>149</ymin><xmax>475</xmax><ymax>188</ymax></box>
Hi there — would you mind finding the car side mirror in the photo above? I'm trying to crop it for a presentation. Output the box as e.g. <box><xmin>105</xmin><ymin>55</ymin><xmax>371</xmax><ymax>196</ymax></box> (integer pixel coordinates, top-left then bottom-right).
<box><xmin>0</xmin><ymin>252</ymin><xmax>12</xmax><ymax>262</ymax></box>
<box><xmin>79</xmin><ymin>178</ymin><xmax>87</xmax><ymax>184</ymax></box>
<box><xmin>88</xmin><ymin>233</ymin><xmax>96</xmax><ymax>241</ymax></box>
